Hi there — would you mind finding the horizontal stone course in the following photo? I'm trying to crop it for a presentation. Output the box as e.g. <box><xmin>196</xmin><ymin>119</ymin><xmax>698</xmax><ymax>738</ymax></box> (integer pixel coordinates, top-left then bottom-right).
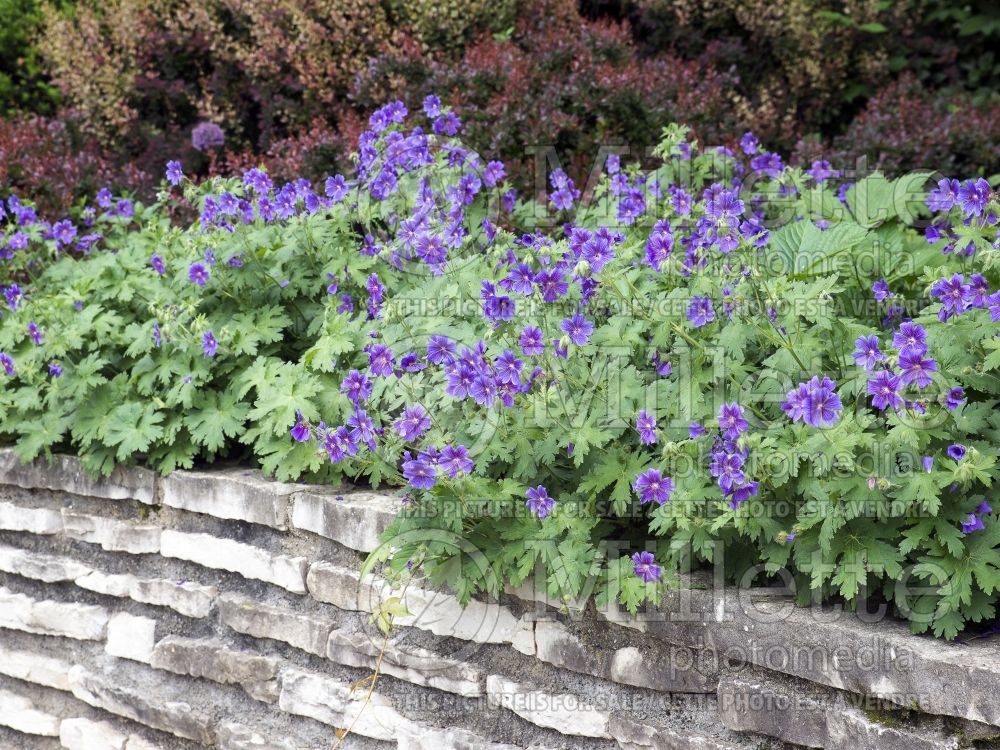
<box><xmin>0</xmin><ymin>500</ymin><xmax>62</xmax><ymax>534</ymax></box>
<box><xmin>0</xmin><ymin>587</ymin><xmax>108</xmax><ymax>640</ymax></box>
<box><xmin>217</xmin><ymin>592</ymin><xmax>334</xmax><ymax>656</ymax></box>
<box><xmin>0</xmin><ymin>687</ymin><xmax>62</xmax><ymax>737</ymax></box>
<box><xmin>161</xmin><ymin>469</ymin><xmax>295</xmax><ymax>530</ymax></box>
<box><xmin>160</xmin><ymin>529</ymin><xmax>308</xmax><ymax>594</ymax></box>
<box><xmin>290</xmin><ymin>489</ymin><xmax>397</xmax><ymax>553</ymax></box>
<box><xmin>0</xmin><ymin>448</ymin><xmax>156</xmax><ymax>504</ymax></box>
<box><xmin>62</xmin><ymin>510</ymin><xmax>161</xmax><ymax>554</ymax></box>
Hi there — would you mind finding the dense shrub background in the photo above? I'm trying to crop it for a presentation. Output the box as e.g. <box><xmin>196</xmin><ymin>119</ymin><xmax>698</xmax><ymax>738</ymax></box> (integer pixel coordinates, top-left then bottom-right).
<box><xmin>2</xmin><ymin>0</ymin><xmax>1000</xmax><ymax>217</ymax></box>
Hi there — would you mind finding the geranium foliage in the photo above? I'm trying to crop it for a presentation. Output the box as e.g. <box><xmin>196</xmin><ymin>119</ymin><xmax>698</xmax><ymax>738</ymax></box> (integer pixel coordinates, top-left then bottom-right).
<box><xmin>2</xmin><ymin>100</ymin><xmax>999</xmax><ymax>639</ymax></box>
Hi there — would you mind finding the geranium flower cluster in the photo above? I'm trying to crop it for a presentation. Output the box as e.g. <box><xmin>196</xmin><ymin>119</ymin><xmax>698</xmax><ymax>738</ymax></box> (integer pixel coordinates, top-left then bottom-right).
<box><xmin>709</xmin><ymin>403</ymin><xmax>759</xmax><ymax>510</ymax></box>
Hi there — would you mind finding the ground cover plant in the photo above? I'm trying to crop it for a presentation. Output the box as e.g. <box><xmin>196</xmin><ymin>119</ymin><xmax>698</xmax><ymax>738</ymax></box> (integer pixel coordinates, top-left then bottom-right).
<box><xmin>1</xmin><ymin>100</ymin><xmax>999</xmax><ymax>639</ymax></box>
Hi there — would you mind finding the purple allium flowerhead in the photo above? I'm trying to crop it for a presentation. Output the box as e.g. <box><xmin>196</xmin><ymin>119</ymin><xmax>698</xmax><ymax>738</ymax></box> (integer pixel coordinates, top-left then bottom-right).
<box><xmin>367</xmin><ymin>343</ymin><xmax>395</xmax><ymax>377</ymax></box>
<box><xmin>867</xmin><ymin>370</ymin><xmax>903</xmax><ymax>411</ymax></box>
<box><xmin>852</xmin><ymin>335</ymin><xmax>884</xmax><ymax>372</ymax></box>
<box><xmin>188</xmin><ymin>262</ymin><xmax>210</xmax><ymax>286</ymax></box>
<box><xmin>0</xmin><ymin>352</ymin><xmax>14</xmax><ymax>376</ymax></box>
<box><xmin>426</xmin><ymin>335</ymin><xmax>456</xmax><ymax>365</ymax></box>
<box><xmin>689</xmin><ymin>421</ymin><xmax>706</xmax><ymax>439</ymax></box>
<box><xmin>290</xmin><ymin>411</ymin><xmax>311</xmax><ymax>442</ymax></box>
<box><xmin>191</xmin><ymin>121</ymin><xmax>225</xmax><ymax>152</ymax></box>
<box><xmin>632</xmin><ymin>551</ymin><xmax>661</xmax><ymax>583</ymax></box>
<box><xmin>394</xmin><ymin>404</ymin><xmax>431</xmax><ymax>442</ymax></box>
<box><xmin>961</xmin><ymin>513</ymin><xmax>985</xmax><ymax>534</ymax></box>
<box><xmin>947</xmin><ymin>444</ymin><xmax>967</xmax><ymax>461</ymax></box>
<box><xmin>439</xmin><ymin>445</ymin><xmax>474</xmax><ymax>478</ymax></box>
<box><xmin>922</xmin><ymin>455</ymin><xmax>934</xmax><ymax>473</ymax></box>
<box><xmin>718</xmin><ymin>402</ymin><xmax>749</xmax><ymax>440</ymax></box>
<box><xmin>560</xmin><ymin>313</ymin><xmax>593</xmax><ymax>346</ymax></box>
<box><xmin>151</xmin><ymin>254</ymin><xmax>166</xmax><ymax>275</ymax></box>
<box><xmin>28</xmin><ymin>321</ymin><xmax>43</xmax><ymax>346</ymax></box>
<box><xmin>633</xmin><ymin>468</ymin><xmax>674</xmax><ymax>505</ymax></box>
<box><xmin>48</xmin><ymin>363</ymin><xmax>62</xmax><ymax>379</ymax></box>
<box><xmin>872</xmin><ymin>279</ymin><xmax>890</xmax><ymax>301</ymax></box>
<box><xmin>519</xmin><ymin>326</ymin><xmax>545</xmax><ymax>356</ymax></box>
<box><xmin>202</xmin><ymin>331</ymin><xmax>218</xmax><ymax>358</ymax></box>
<box><xmin>687</xmin><ymin>296</ymin><xmax>715</xmax><ymax>328</ymax></box>
<box><xmin>526</xmin><ymin>485</ymin><xmax>555</xmax><ymax>519</ymax></box>
<box><xmin>898</xmin><ymin>351</ymin><xmax>937</xmax><ymax>388</ymax></box>
<box><xmin>340</xmin><ymin>369</ymin><xmax>372</xmax><ymax>404</ymax></box>
<box><xmin>892</xmin><ymin>321</ymin><xmax>927</xmax><ymax>357</ymax></box>
<box><xmin>945</xmin><ymin>387</ymin><xmax>965</xmax><ymax>410</ymax></box>
<box><xmin>165</xmin><ymin>161</ymin><xmax>183</xmax><ymax>186</ymax></box>
<box><xmin>402</xmin><ymin>458</ymin><xmax>436</xmax><ymax>489</ymax></box>
<box><xmin>636</xmin><ymin>410</ymin><xmax>658</xmax><ymax>445</ymax></box>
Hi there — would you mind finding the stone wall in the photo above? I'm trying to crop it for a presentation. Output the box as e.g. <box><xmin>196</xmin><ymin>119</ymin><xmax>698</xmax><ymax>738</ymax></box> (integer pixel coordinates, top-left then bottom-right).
<box><xmin>0</xmin><ymin>449</ymin><xmax>998</xmax><ymax>750</ymax></box>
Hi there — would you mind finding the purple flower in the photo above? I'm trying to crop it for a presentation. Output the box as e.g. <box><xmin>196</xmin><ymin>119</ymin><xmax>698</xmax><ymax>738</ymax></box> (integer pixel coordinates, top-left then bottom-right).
<box><xmin>519</xmin><ymin>326</ymin><xmax>545</xmax><ymax>356</ymax></box>
<box><xmin>560</xmin><ymin>313</ymin><xmax>593</xmax><ymax>346</ymax></box>
<box><xmin>165</xmin><ymin>161</ymin><xmax>183</xmax><ymax>186</ymax></box>
<box><xmin>483</xmin><ymin>161</ymin><xmax>505</xmax><ymax>188</ymax></box>
<box><xmin>633</xmin><ymin>469</ymin><xmax>673</xmax><ymax>505</ymax></box>
<box><xmin>927</xmin><ymin>178</ymin><xmax>960</xmax><ymax>212</ymax></box>
<box><xmin>947</xmin><ymin>444</ymin><xmax>967</xmax><ymax>461</ymax></box>
<box><xmin>739</xmin><ymin>132</ymin><xmax>759</xmax><ymax>155</ymax></box>
<box><xmin>636</xmin><ymin>411</ymin><xmax>658</xmax><ymax>445</ymax></box>
<box><xmin>945</xmin><ymin>387</ymin><xmax>965</xmax><ymax>410</ymax></box>
<box><xmin>0</xmin><ymin>352</ymin><xmax>14</xmax><ymax>376</ymax></box>
<box><xmin>718</xmin><ymin>402</ymin><xmax>749</xmax><ymax>440</ymax></box>
<box><xmin>872</xmin><ymin>279</ymin><xmax>890</xmax><ymax>301</ymax></box>
<box><xmin>922</xmin><ymin>456</ymin><xmax>934</xmax><ymax>472</ymax></box>
<box><xmin>403</xmin><ymin>458</ymin><xmax>436</xmax><ymax>490</ymax></box>
<box><xmin>978</xmin><ymin>500</ymin><xmax>993</xmax><ymax>515</ymax></box>
<box><xmin>290</xmin><ymin>411</ymin><xmax>311</xmax><ymax>442</ymax></box>
<box><xmin>202</xmin><ymin>331</ymin><xmax>218</xmax><ymax>358</ymax></box>
<box><xmin>892</xmin><ymin>321</ymin><xmax>927</xmax><ymax>357</ymax></box>
<box><xmin>898</xmin><ymin>352</ymin><xmax>937</xmax><ymax>388</ymax></box>
<box><xmin>340</xmin><ymin>370</ymin><xmax>372</xmax><ymax>404</ymax></box>
<box><xmin>323</xmin><ymin>425</ymin><xmax>358</xmax><ymax>463</ymax></box>
<box><xmin>957</xmin><ymin>177</ymin><xmax>992</xmax><ymax>217</ymax></box>
<box><xmin>750</xmin><ymin>152</ymin><xmax>783</xmax><ymax>179</ymax></box>
<box><xmin>394</xmin><ymin>404</ymin><xmax>431</xmax><ymax>442</ymax></box>
<box><xmin>52</xmin><ymin>220</ymin><xmax>77</xmax><ymax>247</ymax></box>
<box><xmin>439</xmin><ymin>445</ymin><xmax>474</xmax><ymax>478</ymax></box>
<box><xmin>48</xmin><ymin>363</ymin><xmax>62</xmax><ymax>379</ymax></box>
<box><xmin>28</xmin><ymin>321</ymin><xmax>43</xmax><ymax>346</ymax></box>
<box><xmin>631</xmin><ymin>551</ymin><xmax>661</xmax><ymax>583</ymax></box>
<box><xmin>526</xmin><ymin>485</ymin><xmax>555</xmax><ymax>519</ymax></box>
<box><xmin>852</xmin><ymin>335</ymin><xmax>884</xmax><ymax>372</ymax></box>
<box><xmin>188</xmin><ymin>263</ymin><xmax>210</xmax><ymax>286</ymax></box>
<box><xmin>867</xmin><ymin>371</ymin><xmax>904</xmax><ymax>411</ymax></box>
<box><xmin>191</xmin><ymin>121</ymin><xmax>225</xmax><ymax>151</ymax></box>
<box><xmin>961</xmin><ymin>513</ymin><xmax>985</xmax><ymax>534</ymax></box>
<box><xmin>151</xmin><ymin>254</ymin><xmax>166</xmax><ymax>275</ymax></box>
<box><xmin>347</xmin><ymin>409</ymin><xmax>377</xmax><ymax>451</ymax></box>
<box><xmin>689</xmin><ymin>421</ymin><xmax>706</xmax><ymax>439</ymax></box>
<box><xmin>804</xmin><ymin>376</ymin><xmax>842</xmax><ymax>427</ymax></box>
<box><xmin>426</xmin><ymin>335</ymin><xmax>456</xmax><ymax>365</ymax></box>
<box><xmin>494</xmin><ymin>351</ymin><xmax>524</xmax><ymax>385</ymax></box>
<box><xmin>930</xmin><ymin>273</ymin><xmax>970</xmax><ymax>320</ymax></box>
<box><xmin>536</xmin><ymin>268</ymin><xmax>569</xmax><ymax>302</ymax></box>
<box><xmin>687</xmin><ymin>296</ymin><xmax>715</xmax><ymax>328</ymax></box>
<box><xmin>807</xmin><ymin>160</ymin><xmax>838</xmax><ymax>183</ymax></box>
<box><xmin>368</xmin><ymin>344</ymin><xmax>395</xmax><ymax>377</ymax></box>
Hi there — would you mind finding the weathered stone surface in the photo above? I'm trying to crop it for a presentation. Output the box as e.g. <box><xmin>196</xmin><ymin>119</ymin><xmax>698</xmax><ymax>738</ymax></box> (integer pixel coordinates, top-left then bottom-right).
<box><xmin>151</xmin><ymin>636</ymin><xmax>282</xmax><ymax>703</ymax></box>
<box><xmin>717</xmin><ymin>671</ymin><xmax>828</xmax><ymax>748</ymax></box>
<box><xmin>160</xmin><ymin>530</ymin><xmax>307</xmax><ymax>594</ymax></box>
<box><xmin>0</xmin><ymin>544</ymin><xmax>91</xmax><ymax>582</ymax></box>
<box><xmin>0</xmin><ymin>645</ymin><xmax>73</xmax><ymax>690</ymax></box>
<box><xmin>62</xmin><ymin>510</ymin><xmax>161</xmax><ymax>554</ymax></box>
<box><xmin>396</xmin><ymin>726</ymin><xmax>520</xmax><ymax>750</ymax></box>
<box><xmin>217</xmin><ymin>592</ymin><xmax>333</xmax><ymax>657</ymax></box>
<box><xmin>326</xmin><ymin>628</ymin><xmax>482</xmax><ymax>697</ymax></box>
<box><xmin>106</xmin><ymin>613</ymin><xmax>157</xmax><ymax>664</ymax></box>
<box><xmin>277</xmin><ymin>667</ymin><xmax>417</xmax><ymax>741</ymax></box>
<box><xmin>0</xmin><ymin>587</ymin><xmax>108</xmax><ymax>640</ymax></box>
<box><xmin>305</xmin><ymin>561</ymin><xmax>377</xmax><ymax>611</ymax></box>
<box><xmin>398</xmin><ymin>585</ymin><xmax>522</xmax><ymax>644</ymax></box>
<box><xmin>827</xmin><ymin>708</ymin><xmax>961</xmax><ymax>750</ymax></box>
<box><xmin>290</xmin><ymin>489</ymin><xmax>397</xmax><ymax>552</ymax></box>
<box><xmin>68</xmin><ymin>665</ymin><xmax>215</xmax><ymax>745</ymax></box>
<box><xmin>510</xmin><ymin>616</ymin><xmax>536</xmax><ymax>656</ymax></box>
<box><xmin>0</xmin><ymin>687</ymin><xmax>61</xmax><ymax>736</ymax></box>
<box><xmin>161</xmin><ymin>469</ymin><xmax>296</xmax><ymax>530</ymax></box>
<box><xmin>485</xmin><ymin>674</ymin><xmax>611</xmax><ymax>739</ymax></box>
<box><xmin>217</xmin><ymin>721</ymin><xmax>300</xmax><ymax>750</ymax></box>
<box><xmin>76</xmin><ymin>570</ymin><xmax>217</xmax><ymax>619</ymax></box>
<box><xmin>0</xmin><ymin>500</ymin><xmax>62</xmax><ymax>534</ymax></box>
<box><xmin>59</xmin><ymin>717</ymin><xmax>128</xmax><ymax>750</ymax></box>
<box><xmin>610</xmin><ymin>715</ymin><xmax>744</xmax><ymax>750</ymax></box>
<box><xmin>0</xmin><ymin>449</ymin><xmax>156</xmax><ymax>504</ymax></box>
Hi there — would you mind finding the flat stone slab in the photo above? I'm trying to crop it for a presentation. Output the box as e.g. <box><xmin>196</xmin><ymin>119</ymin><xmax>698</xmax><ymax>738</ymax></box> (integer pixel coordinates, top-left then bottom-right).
<box><xmin>0</xmin><ymin>687</ymin><xmax>61</xmax><ymax>736</ymax></box>
<box><xmin>161</xmin><ymin>469</ymin><xmax>298</xmax><ymax>530</ymax></box>
<box><xmin>0</xmin><ymin>449</ymin><xmax>156</xmax><ymax>504</ymax></box>
<box><xmin>0</xmin><ymin>586</ymin><xmax>108</xmax><ymax>640</ymax></box>
<box><xmin>217</xmin><ymin>592</ymin><xmax>335</xmax><ymax>657</ymax></box>
<box><xmin>290</xmin><ymin>489</ymin><xmax>397</xmax><ymax>552</ymax></box>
